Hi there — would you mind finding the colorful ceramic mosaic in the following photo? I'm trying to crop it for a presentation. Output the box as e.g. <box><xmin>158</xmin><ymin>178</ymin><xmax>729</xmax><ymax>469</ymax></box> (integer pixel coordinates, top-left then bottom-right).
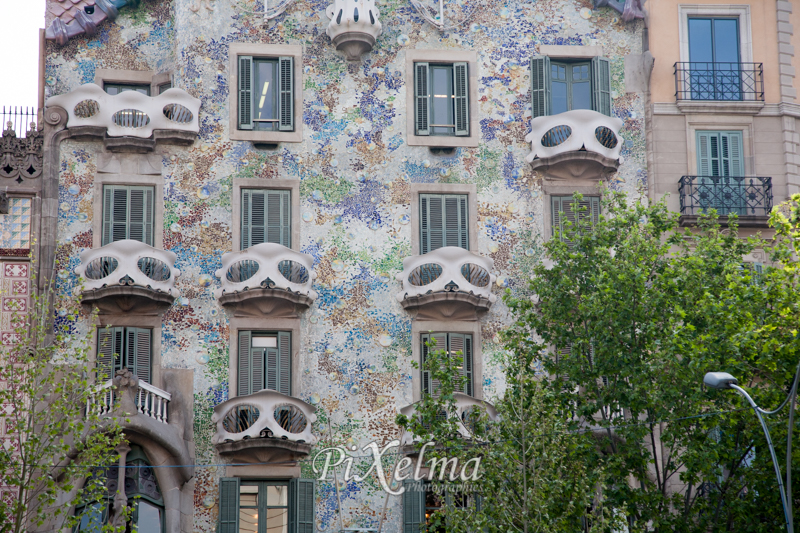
<box><xmin>0</xmin><ymin>199</ymin><xmax>32</xmax><ymax>255</ymax></box>
<box><xmin>44</xmin><ymin>0</ymin><xmax>648</xmax><ymax>530</ymax></box>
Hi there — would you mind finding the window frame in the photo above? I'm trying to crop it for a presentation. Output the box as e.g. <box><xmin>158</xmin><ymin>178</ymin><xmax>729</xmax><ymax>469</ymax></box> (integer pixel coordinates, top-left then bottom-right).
<box><xmin>409</xmin><ymin>184</ymin><xmax>477</xmax><ymax>256</ymax></box>
<box><xmin>94</xmin><ymin>68</ymin><xmax>174</xmax><ymax>97</ymax></box>
<box><xmin>550</xmin><ymin>195</ymin><xmax>601</xmax><ymax>245</ymax></box>
<box><xmin>229</xmin><ymin>44</ymin><xmax>303</xmax><ymax>144</ymax></box>
<box><xmin>94</xmin><ymin>314</ymin><xmax>163</xmax><ymax>389</ymax></box>
<box><xmin>96</xmin><ymin>326</ymin><xmax>153</xmax><ymax>383</ymax></box>
<box><xmin>101</xmin><ymin>184</ymin><xmax>156</xmax><ymax>247</ymax></box>
<box><xmin>678</xmin><ymin>5</ymin><xmax>753</xmax><ymax>66</ymax></box>
<box><xmin>219</xmin><ymin>478</ymin><xmax>315</xmax><ymax>533</ymax></box>
<box><xmin>229</xmin><ymin>317</ymin><xmax>300</xmax><ymax>400</ymax></box>
<box><xmin>232</xmin><ymin>179</ymin><xmax>300</xmax><ymax>253</ymax></box>
<box><xmin>237</xmin><ymin>330</ymin><xmax>292</xmax><ymax>397</ymax></box>
<box><xmin>103</xmin><ymin>83</ymin><xmax>151</xmax><ymax>96</ymax></box>
<box><xmin>411</xmin><ymin>319</ymin><xmax>482</xmax><ymax>402</ymax></box>
<box><xmin>549</xmin><ymin>60</ymin><xmax>593</xmax><ymax>114</ymax></box>
<box><xmin>421</xmin><ymin>332</ymin><xmax>474</xmax><ymax>397</ymax></box>
<box><xmin>419</xmin><ymin>193</ymin><xmax>470</xmax><ymax>254</ymax></box>
<box><xmin>406</xmin><ymin>49</ymin><xmax>478</xmax><ymax>148</ymax></box>
<box><xmin>530</xmin><ymin>55</ymin><xmax>611</xmax><ymax>118</ymax></box>
<box><xmin>241</xmin><ymin>188</ymin><xmax>292</xmax><ymax>249</ymax></box>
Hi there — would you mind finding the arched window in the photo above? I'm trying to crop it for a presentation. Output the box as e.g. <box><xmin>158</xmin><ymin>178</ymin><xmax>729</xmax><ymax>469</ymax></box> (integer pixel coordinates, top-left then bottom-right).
<box><xmin>74</xmin><ymin>444</ymin><xmax>165</xmax><ymax>532</ymax></box>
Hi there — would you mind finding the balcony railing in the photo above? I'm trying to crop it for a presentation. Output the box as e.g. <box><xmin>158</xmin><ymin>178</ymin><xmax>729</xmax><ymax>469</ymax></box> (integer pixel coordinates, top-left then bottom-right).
<box><xmin>398</xmin><ymin>393</ymin><xmax>498</xmax><ymax>446</ymax></box>
<box><xmin>87</xmin><ymin>376</ymin><xmax>171</xmax><ymax>425</ymax></box>
<box><xmin>679</xmin><ymin>175</ymin><xmax>773</xmax><ymax>217</ymax></box>
<box><xmin>74</xmin><ymin>240</ymin><xmax>181</xmax><ymax>297</ymax></box>
<box><xmin>674</xmin><ymin>62</ymin><xmax>764</xmax><ymax>101</ymax></box>
<box><xmin>211</xmin><ymin>389</ymin><xmax>317</xmax><ymax>445</ymax></box>
<box><xmin>1</xmin><ymin>107</ymin><xmax>43</xmax><ymax>183</ymax></box>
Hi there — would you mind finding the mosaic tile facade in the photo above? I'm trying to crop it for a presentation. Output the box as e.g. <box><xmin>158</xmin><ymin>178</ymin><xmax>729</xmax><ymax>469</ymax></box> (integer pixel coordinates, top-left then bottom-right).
<box><xmin>0</xmin><ymin>199</ymin><xmax>33</xmax><ymax>256</ymax></box>
<box><xmin>45</xmin><ymin>0</ymin><xmax>648</xmax><ymax>531</ymax></box>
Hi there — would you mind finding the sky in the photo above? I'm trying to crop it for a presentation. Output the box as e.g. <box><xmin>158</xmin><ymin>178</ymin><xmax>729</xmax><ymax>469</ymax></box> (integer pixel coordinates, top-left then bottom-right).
<box><xmin>0</xmin><ymin>1</ymin><xmax>46</xmax><ymax>111</ymax></box>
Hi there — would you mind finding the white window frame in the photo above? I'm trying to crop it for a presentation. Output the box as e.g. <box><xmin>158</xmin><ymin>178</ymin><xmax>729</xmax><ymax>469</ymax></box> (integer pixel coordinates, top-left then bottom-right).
<box><xmin>678</xmin><ymin>5</ymin><xmax>753</xmax><ymax>65</ymax></box>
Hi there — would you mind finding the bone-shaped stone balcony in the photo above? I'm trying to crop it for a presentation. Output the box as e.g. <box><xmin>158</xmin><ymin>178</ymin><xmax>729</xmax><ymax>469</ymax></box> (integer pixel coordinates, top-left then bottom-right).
<box><xmin>396</xmin><ymin>247</ymin><xmax>496</xmax><ymax>316</ymax></box>
<box><xmin>525</xmin><ymin>109</ymin><xmax>624</xmax><ymax>180</ymax></box>
<box><xmin>46</xmin><ymin>83</ymin><xmax>201</xmax><ymax>140</ymax></box>
<box><xmin>398</xmin><ymin>393</ymin><xmax>498</xmax><ymax>447</ymax></box>
<box><xmin>326</xmin><ymin>0</ymin><xmax>383</xmax><ymax>61</ymax></box>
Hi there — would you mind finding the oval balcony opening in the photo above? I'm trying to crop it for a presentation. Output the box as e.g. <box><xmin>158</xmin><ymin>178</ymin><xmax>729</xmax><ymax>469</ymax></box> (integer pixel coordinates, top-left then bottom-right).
<box><xmin>73</xmin><ymin>99</ymin><xmax>100</xmax><ymax>119</ymax></box>
<box><xmin>85</xmin><ymin>257</ymin><xmax>118</xmax><ymax>280</ymax></box>
<box><xmin>460</xmin><ymin>263</ymin><xmax>490</xmax><ymax>288</ymax></box>
<box><xmin>275</xmin><ymin>404</ymin><xmax>308</xmax><ymax>435</ymax></box>
<box><xmin>595</xmin><ymin>126</ymin><xmax>618</xmax><ymax>149</ymax></box>
<box><xmin>277</xmin><ymin>260</ymin><xmax>309</xmax><ymax>284</ymax></box>
<box><xmin>163</xmin><ymin>103</ymin><xmax>194</xmax><ymax>124</ymax></box>
<box><xmin>408</xmin><ymin>263</ymin><xmax>443</xmax><ymax>286</ymax></box>
<box><xmin>541</xmin><ymin>125</ymin><xmax>572</xmax><ymax>147</ymax></box>
<box><xmin>138</xmin><ymin>257</ymin><xmax>172</xmax><ymax>282</ymax></box>
<box><xmin>227</xmin><ymin>260</ymin><xmax>260</xmax><ymax>283</ymax></box>
<box><xmin>112</xmin><ymin>109</ymin><xmax>150</xmax><ymax>129</ymax></box>
<box><xmin>222</xmin><ymin>405</ymin><xmax>261</xmax><ymax>435</ymax></box>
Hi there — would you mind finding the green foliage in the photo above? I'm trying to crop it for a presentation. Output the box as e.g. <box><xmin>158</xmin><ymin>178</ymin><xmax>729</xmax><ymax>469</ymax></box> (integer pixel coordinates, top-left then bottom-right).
<box><xmin>0</xmin><ymin>266</ymin><xmax>126</xmax><ymax>533</ymax></box>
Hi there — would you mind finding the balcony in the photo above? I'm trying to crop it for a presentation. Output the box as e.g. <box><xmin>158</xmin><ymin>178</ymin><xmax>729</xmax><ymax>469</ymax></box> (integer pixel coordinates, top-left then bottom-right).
<box><xmin>325</xmin><ymin>0</ymin><xmax>383</xmax><ymax>61</ymax></box>
<box><xmin>524</xmin><ymin>109</ymin><xmax>623</xmax><ymax>180</ymax></box>
<box><xmin>674</xmin><ymin>63</ymin><xmax>764</xmax><ymax>113</ymax></box>
<box><xmin>1</xmin><ymin>107</ymin><xmax>43</xmax><ymax>185</ymax></box>
<box><xmin>74</xmin><ymin>240</ymin><xmax>181</xmax><ymax>314</ymax></box>
<box><xmin>215</xmin><ymin>243</ymin><xmax>317</xmax><ymax>318</ymax></box>
<box><xmin>678</xmin><ymin>175</ymin><xmax>773</xmax><ymax>227</ymax></box>
<box><xmin>45</xmin><ymin>83</ymin><xmax>200</xmax><ymax>151</ymax></box>
<box><xmin>398</xmin><ymin>393</ymin><xmax>498</xmax><ymax>450</ymax></box>
<box><xmin>212</xmin><ymin>389</ymin><xmax>317</xmax><ymax>464</ymax></box>
<box><xmin>396</xmin><ymin>247</ymin><xmax>496</xmax><ymax>320</ymax></box>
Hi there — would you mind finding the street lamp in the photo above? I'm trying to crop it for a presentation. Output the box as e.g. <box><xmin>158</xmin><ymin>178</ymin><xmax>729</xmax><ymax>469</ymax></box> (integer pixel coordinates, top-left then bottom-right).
<box><xmin>703</xmin><ymin>371</ymin><xmax>795</xmax><ymax>533</ymax></box>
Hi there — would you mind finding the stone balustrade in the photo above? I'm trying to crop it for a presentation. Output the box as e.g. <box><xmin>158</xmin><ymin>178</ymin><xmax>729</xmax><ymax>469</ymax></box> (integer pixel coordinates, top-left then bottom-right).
<box><xmin>87</xmin><ymin>373</ymin><xmax>171</xmax><ymax>425</ymax></box>
<box><xmin>212</xmin><ymin>389</ymin><xmax>317</xmax><ymax>445</ymax></box>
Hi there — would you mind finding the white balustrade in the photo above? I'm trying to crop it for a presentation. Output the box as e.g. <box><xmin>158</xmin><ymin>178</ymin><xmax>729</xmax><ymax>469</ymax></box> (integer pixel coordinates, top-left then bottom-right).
<box><xmin>212</xmin><ymin>389</ymin><xmax>317</xmax><ymax>445</ymax></box>
<box><xmin>395</xmin><ymin>246</ymin><xmax>496</xmax><ymax>304</ymax></box>
<box><xmin>325</xmin><ymin>0</ymin><xmax>383</xmax><ymax>60</ymax></box>
<box><xmin>74</xmin><ymin>240</ymin><xmax>181</xmax><ymax>297</ymax></box>
<box><xmin>87</xmin><ymin>378</ymin><xmax>171</xmax><ymax>425</ymax></box>
<box><xmin>46</xmin><ymin>83</ymin><xmax>201</xmax><ymax>138</ymax></box>
<box><xmin>398</xmin><ymin>393</ymin><xmax>498</xmax><ymax>446</ymax></box>
<box><xmin>215</xmin><ymin>243</ymin><xmax>317</xmax><ymax>301</ymax></box>
<box><xmin>525</xmin><ymin>109</ymin><xmax>623</xmax><ymax>164</ymax></box>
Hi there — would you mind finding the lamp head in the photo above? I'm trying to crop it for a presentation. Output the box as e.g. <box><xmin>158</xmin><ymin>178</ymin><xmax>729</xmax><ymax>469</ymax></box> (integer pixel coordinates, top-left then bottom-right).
<box><xmin>704</xmin><ymin>372</ymin><xmax>739</xmax><ymax>390</ymax></box>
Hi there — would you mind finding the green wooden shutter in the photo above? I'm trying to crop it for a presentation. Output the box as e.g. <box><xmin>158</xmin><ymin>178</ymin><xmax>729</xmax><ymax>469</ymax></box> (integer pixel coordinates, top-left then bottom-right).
<box><xmin>453</xmin><ymin>62</ymin><xmax>470</xmax><ymax>136</ymax></box>
<box><xmin>241</xmin><ymin>189</ymin><xmax>252</xmax><ymax>249</ymax></box>
<box><xmin>421</xmin><ymin>333</ymin><xmax>432</xmax><ymax>395</ymax></box>
<box><xmin>266</xmin><ymin>345</ymin><xmax>279</xmax><ymax>392</ymax></box>
<box><xmin>421</xmin><ymin>194</ymin><xmax>468</xmax><ymax>253</ymax></box>
<box><xmin>721</xmin><ymin>132</ymin><xmax>744</xmax><ymax>177</ymax></box>
<box><xmin>127</xmin><ymin>186</ymin><xmax>154</xmax><ymax>246</ymax></box>
<box><xmin>239</xmin><ymin>56</ymin><xmax>253</xmax><ymax>130</ymax></box>
<box><xmin>414</xmin><ymin>62</ymin><xmax>431</xmax><ymax>136</ymax></box>
<box><xmin>126</xmin><ymin>327</ymin><xmax>151</xmax><ymax>384</ymax></box>
<box><xmin>422</xmin><ymin>333</ymin><xmax>448</xmax><ymax>396</ymax></box>
<box><xmin>267</xmin><ymin>190</ymin><xmax>291</xmax><ymax>247</ymax></box>
<box><xmin>446</xmin><ymin>194</ymin><xmax>469</xmax><ymax>250</ymax></box>
<box><xmin>551</xmin><ymin>195</ymin><xmax>564</xmax><ymax>240</ymax></box>
<box><xmin>551</xmin><ymin>196</ymin><xmax>599</xmax><ymax>244</ymax></box>
<box><xmin>588</xmin><ymin>196</ymin><xmax>600</xmax><ymax>226</ymax></box>
<box><xmin>290</xmin><ymin>479</ymin><xmax>315</xmax><ymax>533</ymax></box>
<box><xmin>97</xmin><ymin>327</ymin><xmax>124</xmax><ymax>381</ymax></box>
<box><xmin>238</xmin><ymin>331</ymin><xmax>253</xmax><ymax>396</ymax></box>
<box><xmin>243</xmin><ymin>190</ymin><xmax>291</xmax><ymax>248</ymax></box>
<box><xmin>403</xmin><ymin>480</ymin><xmax>426</xmax><ymax>533</ymax></box>
<box><xmin>530</xmin><ymin>56</ymin><xmax>551</xmax><ymax>118</ymax></box>
<box><xmin>278</xmin><ymin>56</ymin><xmax>294</xmax><ymax>132</ymax></box>
<box><xmin>697</xmin><ymin>132</ymin><xmax>713</xmax><ymax>176</ymax></box>
<box><xmin>420</xmin><ymin>194</ymin><xmax>443</xmax><ymax>254</ymax></box>
<box><xmin>449</xmin><ymin>333</ymin><xmax>473</xmax><ymax>396</ymax></box>
<box><xmin>592</xmin><ymin>57</ymin><xmax>612</xmax><ymax>116</ymax></box>
<box><xmin>278</xmin><ymin>331</ymin><xmax>291</xmax><ymax>395</ymax></box>
<box><xmin>102</xmin><ymin>186</ymin><xmax>154</xmax><ymax>246</ymax></box>
<box><xmin>219</xmin><ymin>477</ymin><xmax>240</xmax><ymax>533</ymax></box>
<box><xmin>102</xmin><ymin>187</ymin><xmax>114</xmax><ymax>246</ymax></box>
<box><xmin>251</xmin><ymin>338</ymin><xmax>264</xmax><ymax>394</ymax></box>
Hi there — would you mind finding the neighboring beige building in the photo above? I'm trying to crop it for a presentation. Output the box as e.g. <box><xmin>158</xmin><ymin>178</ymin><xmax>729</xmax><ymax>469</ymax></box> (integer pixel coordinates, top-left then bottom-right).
<box><xmin>647</xmin><ymin>0</ymin><xmax>799</xmax><ymax>247</ymax></box>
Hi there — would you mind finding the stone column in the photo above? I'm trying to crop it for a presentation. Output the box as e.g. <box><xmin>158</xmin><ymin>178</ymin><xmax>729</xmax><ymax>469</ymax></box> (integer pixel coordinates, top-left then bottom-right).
<box><xmin>110</xmin><ymin>442</ymin><xmax>131</xmax><ymax>528</ymax></box>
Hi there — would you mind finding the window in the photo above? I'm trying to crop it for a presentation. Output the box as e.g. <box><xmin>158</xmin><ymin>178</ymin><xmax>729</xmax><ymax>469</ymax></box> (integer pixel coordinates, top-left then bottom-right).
<box><xmin>103</xmin><ymin>83</ymin><xmax>151</xmax><ymax>96</ymax></box>
<box><xmin>238</xmin><ymin>56</ymin><xmax>294</xmax><ymax>132</ymax></box>
<box><xmin>238</xmin><ymin>331</ymin><xmax>291</xmax><ymax>396</ymax></box>
<box><xmin>688</xmin><ymin>17</ymin><xmax>741</xmax><ymax>101</ymax></box>
<box><xmin>551</xmin><ymin>196</ymin><xmax>600</xmax><ymax>243</ymax></box>
<box><xmin>530</xmin><ymin>56</ymin><xmax>611</xmax><ymax>118</ymax></box>
<box><xmin>218</xmin><ymin>478</ymin><xmax>314</xmax><ymax>533</ymax></box>
<box><xmin>421</xmin><ymin>333</ymin><xmax>473</xmax><ymax>397</ymax></box>
<box><xmin>97</xmin><ymin>327</ymin><xmax>152</xmax><ymax>383</ymax></box>
<box><xmin>414</xmin><ymin>62</ymin><xmax>469</xmax><ymax>137</ymax></box>
<box><xmin>241</xmin><ymin>189</ymin><xmax>291</xmax><ymax>249</ymax></box>
<box><xmin>419</xmin><ymin>194</ymin><xmax>469</xmax><ymax>254</ymax></box>
<box><xmin>402</xmin><ymin>480</ymin><xmax>480</xmax><ymax>533</ymax></box>
<box><xmin>157</xmin><ymin>82</ymin><xmax>172</xmax><ymax>94</ymax></box>
<box><xmin>695</xmin><ymin>131</ymin><xmax>746</xmax><ymax>215</ymax></box>
<box><xmin>73</xmin><ymin>445</ymin><xmax>164</xmax><ymax>533</ymax></box>
<box><xmin>101</xmin><ymin>185</ymin><xmax>155</xmax><ymax>246</ymax></box>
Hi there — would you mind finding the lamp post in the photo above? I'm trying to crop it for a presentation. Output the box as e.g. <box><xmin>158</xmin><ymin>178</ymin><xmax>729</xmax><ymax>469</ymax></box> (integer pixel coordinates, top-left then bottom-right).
<box><xmin>703</xmin><ymin>371</ymin><xmax>796</xmax><ymax>533</ymax></box>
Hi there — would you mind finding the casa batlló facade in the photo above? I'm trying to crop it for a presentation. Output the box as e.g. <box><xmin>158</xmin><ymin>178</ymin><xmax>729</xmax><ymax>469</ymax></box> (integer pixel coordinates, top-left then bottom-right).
<box><xmin>7</xmin><ymin>0</ymin><xmax>654</xmax><ymax>531</ymax></box>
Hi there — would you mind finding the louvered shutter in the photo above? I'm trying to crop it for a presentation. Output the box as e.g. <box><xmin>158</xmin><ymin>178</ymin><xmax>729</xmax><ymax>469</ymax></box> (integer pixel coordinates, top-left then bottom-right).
<box><xmin>530</xmin><ymin>56</ymin><xmax>551</xmax><ymax>118</ymax></box>
<box><xmin>102</xmin><ymin>187</ymin><xmax>113</xmax><ymax>246</ymax></box>
<box><xmin>278</xmin><ymin>56</ymin><xmax>294</xmax><ymax>131</ymax></box>
<box><xmin>420</xmin><ymin>194</ymin><xmax>443</xmax><ymax>254</ymax></box>
<box><xmin>238</xmin><ymin>56</ymin><xmax>253</xmax><ymax>130</ymax></box>
<box><xmin>449</xmin><ymin>333</ymin><xmax>473</xmax><ymax>397</ymax></box>
<box><xmin>422</xmin><ymin>333</ymin><xmax>448</xmax><ymax>396</ymax></box>
<box><xmin>238</xmin><ymin>331</ymin><xmax>253</xmax><ymax>396</ymax></box>
<box><xmin>696</xmin><ymin>133</ymin><xmax>717</xmax><ymax>212</ymax></box>
<box><xmin>421</xmin><ymin>194</ymin><xmax>468</xmax><ymax>253</ymax></box>
<box><xmin>102</xmin><ymin>186</ymin><xmax>154</xmax><ymax>246</ymax></box>
<box><xmin>127</xmin><ymin>186</ymin><xmax>154</xmax><ymax>246</ymax></box>
<box><xmin>241</xmin><ymin>190</ymin><xmax>251</xmax><ymax>249</ymax></box>
<box><xmin>414</xmin><ymin>63</ymin><xmax>431</xmax><ymax>136</ymax></box>
<box><xmin>464</xmin><ymin>334</ymin><xmax>473</xmax><ymax>396</ymax></box>
<box><xmin>267</xmin><ymin>190</ymin><xmax>291</xmax><ymax>246</ymax></box>
<box><xmin>403</xmin><ymin>480</ymin><xmax>426</xmax><ymax>533</ymax></box>
<box><xmin>592</xmin><ymin>57</ymin><xmax>612</xmax><ymax>117</ymax></box>
<box><xmin>110</xmin><ymin>186</ymin><xmax>129</xmax><ymax>244</ymax></box>
<box><xmin>722</xmin><ymin>132</ymin><xmax>743</xmax><ymax>177</ymax></box>
<box><xmin>555</xmin><ymin>345</ymin><xmax>571</xmax><ymax>382</ymax></box>
<box><xmin>453</xmin><ymin>62</ymin><xmax>470</xmax><ymax>136</ymax></box>
<box><xmin>266</xmin><ymin>345</ymin><xmax>279</xmax><ymax>392</ymax></box>
<box><xmin>290</xmin><ymin>479</ymin><xmax>315</xmax><ymax>533</ymax></box>
<box><xmin>278</xmin><ymin>331</ymin><xmax>291</xmax><ymax>395</ymax></box>
<box><xmin>697</xmin><ymin>132</ymin><xmax>713</xmax><ymax>176</ymax></box>
<box><xmin>421</xmin><ymin>333</ymin><xmax>432</xmax><ymax>394</ymax></box>
<box><xmin>126</xmin><ymin>328</ymin><xmax>151</xmax><ymax>384</ymax></box>
<box><xmin>588</xmin><ymin>196</ymin><xmax>600</xmax><ymax>226</ymax></box>
<box><xmin>219</xmin><ymin>478</ymin><xmax>240</xmax><ymax>533</ymax></box>
<box><xmin>243</xmin><ymin>190</ymin><xmax>291</xmax><ymax>248</ymax></box>
<box><xmin>97</xmin><ymin>327</ymin><xmax>124</xmax><ymax>381</ymax></box>
<box><xmin>444</xmin><ymin>195</ymin><xmax>469</xmax><ymax>250</ymax></box>
<box><xmin>252</xmin><ymin>339</ymin><xmax>265</xmax><ymax>394</ymax></box>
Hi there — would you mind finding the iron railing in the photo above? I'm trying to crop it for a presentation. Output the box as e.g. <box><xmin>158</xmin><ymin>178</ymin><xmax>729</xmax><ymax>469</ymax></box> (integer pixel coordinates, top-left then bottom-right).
<box><xmin>674</xmin><ymin>62</ymin><xmax>764</xmax><ymax>101</ymax></box>
<box><xmin>679</xmin><ymin>176</ymin><xmax>772</xmax><ymax>217</ymax></box>
<box><xmin>0</xmin><ymin>107</ymin><xmax>39</xmax><ymax>137</ymax></box>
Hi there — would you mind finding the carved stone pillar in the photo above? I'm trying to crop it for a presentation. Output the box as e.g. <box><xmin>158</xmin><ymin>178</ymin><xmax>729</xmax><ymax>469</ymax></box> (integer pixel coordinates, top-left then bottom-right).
<box><xmin>110</xmin><ymin>442</ymin><xmax>131</xmax><ymax>527</ymax></box>
<box><xmin>112</xmin><ymin>369</ymin><xmax>140</xmax><ymax>417</ymax></box>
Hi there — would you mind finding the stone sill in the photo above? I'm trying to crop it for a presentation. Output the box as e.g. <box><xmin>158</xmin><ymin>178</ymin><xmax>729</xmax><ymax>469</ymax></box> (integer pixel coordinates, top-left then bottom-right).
<box><xmin>66</xmin><ymin>126</ymin><xmax>197</xmax><ymax>152</ymax></box>
<box><xmin>679</xmin><ymin>214</ymin><xmax>771</xmax><ymax>228</ymax></box>
<box><xmin>675</xmin><ymin>100</ymin><xmax>766</xmax><ymax>115</ymax></box>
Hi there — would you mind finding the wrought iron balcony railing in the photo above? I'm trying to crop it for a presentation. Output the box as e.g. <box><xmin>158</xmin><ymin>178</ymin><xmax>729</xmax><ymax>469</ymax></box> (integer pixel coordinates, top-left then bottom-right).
<box><xmin>674</xmin><ymin>62</ymin><xmax>764</xmax><ymax>101</ymax></box>
<box><xmin>678</xmin><ymin>175</ymin><xmax>773</xmax><ymax>217</ymax></box>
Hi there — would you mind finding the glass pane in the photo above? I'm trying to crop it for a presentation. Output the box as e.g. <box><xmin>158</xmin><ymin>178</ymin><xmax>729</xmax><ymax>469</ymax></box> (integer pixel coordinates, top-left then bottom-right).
<box><xmin>688</xmin><ymin>18</ymin><xmax>713</xmax><ymax>63</ymax></box>
<box><xmin>137</xmin><ymin>501</ymin><xmax>163</xmax><ymax>533</ymax></box>
<box><xmin>571</xmin><ymin>80</ymin><xmax>592</xmax><ymax>110</ymax></box>
<box><xmin>267</xmin><ymin>484</ymin><xmax>288</xmax><ymax>506</ymax></box>
<box><xmin>430</xmin><ymin>66</ymin><xmax>454</xmax><ymax>135</ymax></box>
<box><xmin>551</xmin><ymin>81</ymin><xmax>568</xmax><ymax>114</ymax></box>
<box><xmin>266</xmin><ymin>508</ymin><xmax>289</xmax><ymax>533</ymax></box>
<box><xmin>713</xmin><ymin>19</ymin><xmax>740</xmax><ymax>63</ymax></box>
<box><xmin>76</xmin><ymin>502</ymin><xmax>106</xmax><ymax>532</ymax></box>
<box><xmin>240</xmin><ymin>484</ymin><xmax>259</xmax><ymax>507</ymax></box>
<box><xmin>239</xmin><ymin>508</ymin><xmax>259</xmax><ymax>533</ymax></box>
<box><xmin>255</xmin><ymin>60</ymin><xmax>277</xmax><ymax>131</ymax></box>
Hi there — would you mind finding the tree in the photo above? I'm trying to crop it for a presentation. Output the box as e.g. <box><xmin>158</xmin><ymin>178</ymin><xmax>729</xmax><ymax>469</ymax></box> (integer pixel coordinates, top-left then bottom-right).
<box><xmin>502</xmin><ymin>191</ymin><xmax>800</xmax><ymax>532</ymax></box>
<box><xmin>0</xmin><ymin>263</ymin><xmax>126</xmax><ymax>533</ymax></box>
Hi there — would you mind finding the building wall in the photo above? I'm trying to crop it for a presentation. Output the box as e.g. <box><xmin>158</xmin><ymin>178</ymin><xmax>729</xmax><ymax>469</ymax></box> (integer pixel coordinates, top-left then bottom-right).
<box><xmin>43</xmin><ymin>0</ymin><xmax>647</xmax><ymax>531</ymax></box>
